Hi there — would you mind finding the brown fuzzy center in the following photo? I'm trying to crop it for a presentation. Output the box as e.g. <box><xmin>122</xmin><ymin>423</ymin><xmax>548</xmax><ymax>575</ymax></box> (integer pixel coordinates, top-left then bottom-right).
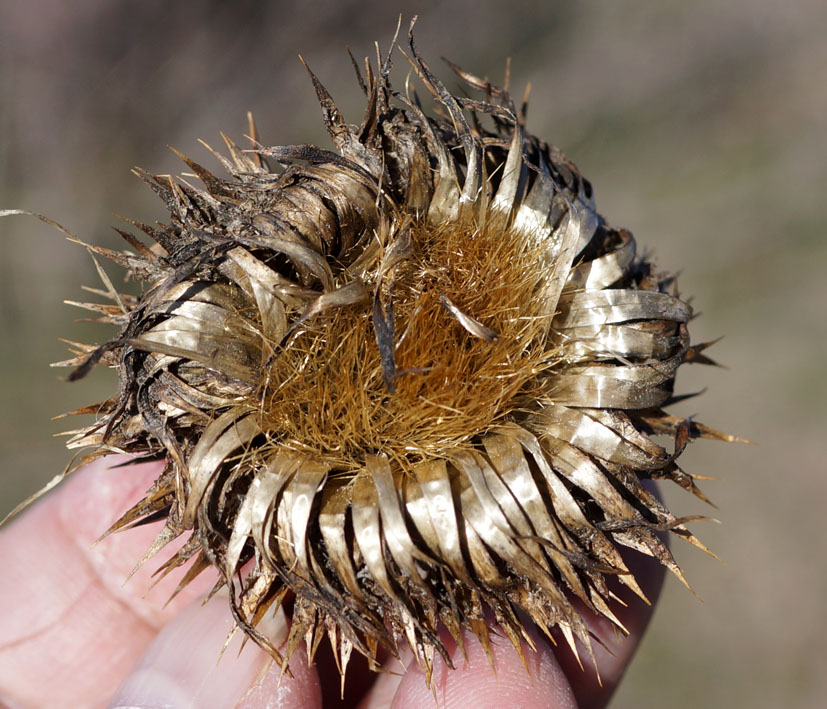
<box><xmin>257</xmin><ymin>217</ymin><xmax>559</xmax><ymax>470</ymax></box>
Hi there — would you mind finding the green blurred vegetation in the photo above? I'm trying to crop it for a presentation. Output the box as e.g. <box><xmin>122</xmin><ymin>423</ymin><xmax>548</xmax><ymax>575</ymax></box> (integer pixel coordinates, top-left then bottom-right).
<box><xmin>1</xmin><ymin>1</ymin><xmax>824</xmax><ymax>706</ymax></box>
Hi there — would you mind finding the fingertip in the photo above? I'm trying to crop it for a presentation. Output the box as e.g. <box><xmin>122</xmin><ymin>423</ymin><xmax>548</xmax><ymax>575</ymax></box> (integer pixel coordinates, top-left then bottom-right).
<box><xmin>556</xmin><ymin>549</ymin><xmax>668</xmax><ymax>708</ymax></box>
<box><xmin>109</xmin><ymin>592</ymin><xmax>319</xmax><ymax>709</ymax></box>
<box><xmin>391</xmin><ymin>627</ymin><xmax>578</xmax><ymax>709</ymax></box>
<box><xmin>236</xmin><ymin>643</ymin><xmax>322</xmax><ymax>709</ymax></box>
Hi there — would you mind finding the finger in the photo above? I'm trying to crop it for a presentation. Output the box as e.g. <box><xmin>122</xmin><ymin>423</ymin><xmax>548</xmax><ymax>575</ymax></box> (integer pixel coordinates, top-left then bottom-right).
<box><xmin>0</xmin><ymin>456</ymin><xmax>217</xmax><ymax>707</ymax></box>
<box><xmin>110</xmin><ymin>591</ymin><xmax>321</xmax><ymax>709</ymax></box>
<box><xmin>236</xmin><ymin>638</ymin><xmax>323</xmax><ymax>709</ymax></box>
<box><xmin>51</xmin><ymin>455</ymin><xmax>219</xmax><ymax>621</ymax></box>
<box><xmin>361</xmin><ymin>627</ymin><xmax>578</xmax><ymax>709</ymax></box>
<box><xmin>555</xmin><ymin>547</ymin><xmax>667</xmax><ymax>708</ymax></box>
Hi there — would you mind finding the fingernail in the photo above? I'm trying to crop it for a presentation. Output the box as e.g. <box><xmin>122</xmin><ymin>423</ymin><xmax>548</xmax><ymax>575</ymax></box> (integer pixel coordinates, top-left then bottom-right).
<box><xmin>109</xmin><ymin>590</ymin><xmax>288</xmax><ymax>708</ymax></box>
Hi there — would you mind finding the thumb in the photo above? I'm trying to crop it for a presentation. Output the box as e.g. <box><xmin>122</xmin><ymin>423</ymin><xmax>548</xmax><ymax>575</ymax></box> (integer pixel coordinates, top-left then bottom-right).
<box><xmin>108</xmin><ymin>590</ymin><xmax>319</xmax><ymax>708</ymax></box>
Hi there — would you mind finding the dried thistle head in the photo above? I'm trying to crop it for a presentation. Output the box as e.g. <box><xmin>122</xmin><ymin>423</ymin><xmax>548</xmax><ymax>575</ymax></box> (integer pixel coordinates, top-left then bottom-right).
<box><xmin>52</xmin><ymin>25</ymin><xmax>733</xmax><ymax>687</ymax></box>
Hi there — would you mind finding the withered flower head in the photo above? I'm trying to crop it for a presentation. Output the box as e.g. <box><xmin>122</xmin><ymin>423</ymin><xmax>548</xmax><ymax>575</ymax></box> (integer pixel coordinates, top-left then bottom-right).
<box><xmin>47</xmin><ymin>25</ymin><xmax>732</xmax><ymax>686</ymax></box>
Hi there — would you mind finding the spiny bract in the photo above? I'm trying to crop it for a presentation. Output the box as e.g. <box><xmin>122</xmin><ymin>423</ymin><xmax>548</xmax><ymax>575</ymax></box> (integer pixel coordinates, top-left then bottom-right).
<box><xmin>55</xmin><ymin>25</ymin><xmax>731</xmax><ymax>686</ymax></box>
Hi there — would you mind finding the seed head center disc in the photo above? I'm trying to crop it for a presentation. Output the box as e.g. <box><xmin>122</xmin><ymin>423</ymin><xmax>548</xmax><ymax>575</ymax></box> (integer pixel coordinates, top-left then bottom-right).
<box><xmin>259</xmin><ymin>217</ymin><xmax>555</xmax><ymax>470</ymax></box>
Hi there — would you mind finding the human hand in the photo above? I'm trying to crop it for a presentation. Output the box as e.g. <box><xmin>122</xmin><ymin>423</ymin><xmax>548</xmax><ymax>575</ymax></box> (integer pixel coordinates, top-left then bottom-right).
<box><xmin>0</xmin><ymin>457</ymin><xmax>664</xmax><ymax>708</ymax></box>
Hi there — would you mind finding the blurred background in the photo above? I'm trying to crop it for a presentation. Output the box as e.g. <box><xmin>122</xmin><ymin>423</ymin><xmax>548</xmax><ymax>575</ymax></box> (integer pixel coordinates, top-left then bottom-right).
<box><xmin>1</xmin><ymin>1</ymin><xmax>824</xmax><ymax>706</ymax></box>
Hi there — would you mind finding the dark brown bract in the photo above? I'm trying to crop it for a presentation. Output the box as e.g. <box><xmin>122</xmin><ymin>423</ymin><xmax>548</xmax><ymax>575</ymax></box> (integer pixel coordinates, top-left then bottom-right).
<box><xmin>55</xmin><ymin>24</ymin><xmax>731</xmax><ymax>687</ymax></box>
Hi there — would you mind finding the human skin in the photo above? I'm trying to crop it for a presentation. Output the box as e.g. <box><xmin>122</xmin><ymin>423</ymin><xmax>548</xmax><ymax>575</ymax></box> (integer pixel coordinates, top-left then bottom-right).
<box><xmin>0</xmin><ymin>456</ymin><xmax>665</xmax><ymax>708</ymax></box>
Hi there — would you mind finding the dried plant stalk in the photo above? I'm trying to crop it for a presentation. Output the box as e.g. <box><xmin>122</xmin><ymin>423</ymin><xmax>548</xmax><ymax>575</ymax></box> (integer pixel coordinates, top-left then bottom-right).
<box><xmin>38</xmin><ymin>24</ymin><xmax>734</xmax><ymax>687</ymax></box>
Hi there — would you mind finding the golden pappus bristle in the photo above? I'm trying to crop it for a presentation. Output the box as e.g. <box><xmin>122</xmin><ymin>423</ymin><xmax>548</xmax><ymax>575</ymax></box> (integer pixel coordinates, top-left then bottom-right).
<box><xmin>9</xmin><ymin>20</ymin><xmax>738</xmax><ymax>690</ymax></box>
<box><xmin>256</xmin><ymin>215</ymin><xmax>556</xmax><ymax>469</ymax></box>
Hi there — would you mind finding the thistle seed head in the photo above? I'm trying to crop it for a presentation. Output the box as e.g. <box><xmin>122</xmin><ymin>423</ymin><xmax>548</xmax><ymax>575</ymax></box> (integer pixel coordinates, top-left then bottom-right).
<box><xmin>51</xmin><ymin>24</ymin><xmax>734</xmax><ymax>687</ymax></box>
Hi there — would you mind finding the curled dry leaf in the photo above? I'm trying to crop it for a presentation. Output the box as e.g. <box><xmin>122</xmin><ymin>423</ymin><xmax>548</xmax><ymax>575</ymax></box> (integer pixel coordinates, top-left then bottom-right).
<box><xmin>19</xmin><ymin>22</ymin><xmax>738</xmax><ymax>689</ymax></box>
